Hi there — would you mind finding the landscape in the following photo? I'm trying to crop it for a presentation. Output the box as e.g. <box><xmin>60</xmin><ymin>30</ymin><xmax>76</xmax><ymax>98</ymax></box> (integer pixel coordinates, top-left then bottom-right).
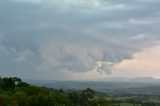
<box><xmin>1</xmin><ymin>0</ymin><xmax>160</xmax><ymax>106</ymax></box>
<box><xmin>1</xmin><ymin>77</ymin><xmax>160</xmax><ymax>106</ymax></box>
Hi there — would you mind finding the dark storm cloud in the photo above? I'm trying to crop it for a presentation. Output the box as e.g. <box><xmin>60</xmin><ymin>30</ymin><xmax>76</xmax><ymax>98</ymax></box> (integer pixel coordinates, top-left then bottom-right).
<box><xmin>0</xmin><ymin>0</ymin><xmax>160</xmax><ymax>78</ymax></box>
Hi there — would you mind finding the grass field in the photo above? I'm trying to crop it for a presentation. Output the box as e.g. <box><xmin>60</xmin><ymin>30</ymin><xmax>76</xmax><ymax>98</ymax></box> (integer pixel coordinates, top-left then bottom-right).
<box><xmin>115</xmin><ymin>103</ymin><xmax>141</xmax><ymax>106</ymax></box>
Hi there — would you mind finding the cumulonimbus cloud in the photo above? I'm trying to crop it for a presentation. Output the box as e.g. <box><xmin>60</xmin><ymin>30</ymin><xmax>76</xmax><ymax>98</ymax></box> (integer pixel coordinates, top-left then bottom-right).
<box><xmin>0</xmin><ymin>0</ymin><xmax>160</xmax><ymax>78</ymax></box>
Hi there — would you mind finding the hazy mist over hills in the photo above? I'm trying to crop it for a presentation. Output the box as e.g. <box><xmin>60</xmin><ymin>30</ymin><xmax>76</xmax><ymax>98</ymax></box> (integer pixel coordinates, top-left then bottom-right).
<box><xmin>25</xmin><ymin>77</ymin><xmax>160</xmax><ymax>92</ymax></box>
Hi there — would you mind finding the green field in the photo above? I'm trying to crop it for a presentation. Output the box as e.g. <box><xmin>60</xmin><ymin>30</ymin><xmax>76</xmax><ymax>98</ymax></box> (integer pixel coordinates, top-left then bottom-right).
<box><xmin>117</xmin><ymin>103</ymin><xmax>141</xmax><ymax>106</ymax></box>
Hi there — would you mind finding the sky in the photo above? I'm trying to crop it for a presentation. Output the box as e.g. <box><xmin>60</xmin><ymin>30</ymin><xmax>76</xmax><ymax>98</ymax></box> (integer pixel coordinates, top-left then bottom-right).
<box><xmin>0</xmin><ymin>0</ymin><xmax>160</xmax><ymax>80</ymax></box>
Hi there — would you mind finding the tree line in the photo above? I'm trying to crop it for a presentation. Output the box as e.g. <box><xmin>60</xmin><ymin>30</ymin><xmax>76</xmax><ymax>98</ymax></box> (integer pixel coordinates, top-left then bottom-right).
<box><xmin>0</xmin><ymin>77</ymin><xmax>114</xmax><ymax>106</ymax></box>
<box><xmin>1</xmin><ymin>77</ymin><xmax>159</xmax><ymax>106</ymax></box>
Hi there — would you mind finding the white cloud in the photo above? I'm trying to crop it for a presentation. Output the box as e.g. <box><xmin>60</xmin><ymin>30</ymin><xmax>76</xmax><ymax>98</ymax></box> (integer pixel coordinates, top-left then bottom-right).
<box><xmin>14</xmin><ymin>0</ymin><xmax>126</xmax><ymax>12</ymax></box>
<box><xmin>130</xmin><ymin>33</ymin><xmax>146</xmax><ymax>40</ymax></box>
<box><xmin>129</xmin><ymin>19</ymin><xmax>152</xmax><ymax>25</ymax></box>
<box><xmin>96</xmin><ymin>61</ymin><xmax>115</xmax><ymax>74</ymax></box>
<box><xmin>63</xmin><ymin>43</ymin><xmax>160</xmax><ymax>79</ymax></box>
<box><xmin>37</xmin><ymin>43</ymin><xmax>100</xmax><ymax>72</ymax></box>
<box><xmin>14</xmin><ymin>0</ymin><xmax>43</xmax><ymax>4</ymax></box>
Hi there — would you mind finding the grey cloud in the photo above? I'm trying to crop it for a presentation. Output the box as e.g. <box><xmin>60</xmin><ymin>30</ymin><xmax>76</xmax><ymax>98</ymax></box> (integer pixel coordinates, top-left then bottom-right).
<box><xmin>36</xmin><ymin>40</ymin><xmax>135</xmax><ymax>74</ymax></box>
<box><xmin>0</xmin><ymin>0</ymin><xmax>160</xmax><ymax>79</ymax></box>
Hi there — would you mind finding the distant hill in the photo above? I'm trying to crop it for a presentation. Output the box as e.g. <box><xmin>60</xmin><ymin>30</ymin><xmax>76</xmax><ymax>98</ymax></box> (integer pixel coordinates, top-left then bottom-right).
<box><xmin>25</xmin><ymin>77</ymin><xmax>160</xmax><ymax>95</ymax></box>
<box><xmin>109</xmin><ymin>86</ymin><xmax>160</xmax><ymax>95</ymax></box>
<box><xmin>93</xmin><ymin>77</ymin><xmax>160</xmax><ymax>83</ymax></box>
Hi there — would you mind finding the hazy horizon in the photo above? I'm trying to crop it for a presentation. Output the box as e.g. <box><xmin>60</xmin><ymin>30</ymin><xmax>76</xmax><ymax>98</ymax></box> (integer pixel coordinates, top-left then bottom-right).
<box><xmin>1</xmin><ymin>0</ymin><xmax>160</xmax><ymax>80</ymax></box>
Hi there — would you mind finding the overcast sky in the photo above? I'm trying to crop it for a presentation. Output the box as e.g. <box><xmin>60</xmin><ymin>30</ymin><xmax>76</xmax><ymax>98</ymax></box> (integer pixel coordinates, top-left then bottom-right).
<box><xmin>1</xmin><ymin>0</ymin><xmax>160</xmax><ymax>80</ymax></box>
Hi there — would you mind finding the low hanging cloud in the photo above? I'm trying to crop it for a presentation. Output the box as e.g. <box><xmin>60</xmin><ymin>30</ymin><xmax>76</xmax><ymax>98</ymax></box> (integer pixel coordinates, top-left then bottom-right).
<box><xmin>36</xmin><ymin>41</ymin><xmax>137</xmax><ymax>74</ymax></box>
<box><xmin>1</xmin><ymin>0</ymin><xmax>160</xmax><ymax>78</ymax></box>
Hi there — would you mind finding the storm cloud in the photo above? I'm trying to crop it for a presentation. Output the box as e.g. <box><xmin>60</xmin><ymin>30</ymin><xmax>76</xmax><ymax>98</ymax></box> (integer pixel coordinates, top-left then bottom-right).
<box><xmin>0</xmin><ymin>0</ymin><xmax>160</xmax><ymax>79</ymax></box>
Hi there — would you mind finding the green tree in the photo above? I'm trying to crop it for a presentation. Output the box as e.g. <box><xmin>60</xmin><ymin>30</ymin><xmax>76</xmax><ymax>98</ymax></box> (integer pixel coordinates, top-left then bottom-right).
<box><xmin>13</xmin><ymin>91</ymin><xmax>28</xmax><ymax>106</ymax></box>
<box><xmin>1</xmin><ymin>77</ymin><xmax>15</xmax><ymax>90</ymax></box>
<box><xmin>80</xmin><ymin>88</ymin><xmax>95</xmax><ymax>106</ymax></box>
